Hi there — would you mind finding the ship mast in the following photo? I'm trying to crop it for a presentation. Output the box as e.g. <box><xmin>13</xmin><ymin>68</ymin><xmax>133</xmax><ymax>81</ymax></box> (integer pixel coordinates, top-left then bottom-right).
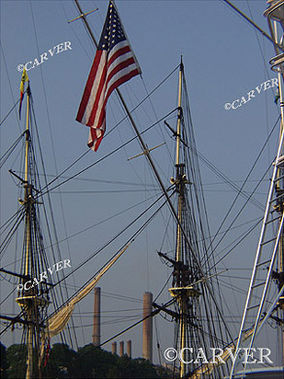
<box><xmin>168</xmin><ymin>59</ymin><xmax>201</xmax><ymax>378</ymax></box>
<box><xmin>72</xmin><ymin>4</ymin><xmax>234</xmax><ymax>377</ymax></box>
<box><xmin>15</xmin><ymin>83</ymin><xmax>49</xmax><ymax>379</ymax></box>
<box><xmin>173</xmin><ymin>60</ymin><xmax>187</xmax><ymax>378</ymax></box>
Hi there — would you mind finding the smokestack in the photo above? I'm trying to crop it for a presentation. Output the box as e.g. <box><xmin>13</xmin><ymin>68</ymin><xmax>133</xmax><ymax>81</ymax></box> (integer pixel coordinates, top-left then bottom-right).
<box><xmin>127</xmin><ymin>340</ymin><xmax>132</xmax><ymax>358</ymax></box>
<box><xmin>92</xmin><ymin>287</ymin><xmax>101</xmax><ymax>346</ymax></box>
<box><xmin>112</xmin><ymin>342</ymin><xmax>117</xmax><ymax>355</ymax></box>
<box><xmin>142</xmin><ymin>291</ymin><xmax>153</xmax><ymax>362</ymax></box>
<box><xmin>119</xmin><ymin>341</ymin><xmax>124</xmax><ymax>357</ymax></box>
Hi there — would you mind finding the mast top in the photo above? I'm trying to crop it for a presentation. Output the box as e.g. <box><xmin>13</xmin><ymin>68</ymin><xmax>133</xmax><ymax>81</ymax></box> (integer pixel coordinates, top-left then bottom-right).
<box><xmin>180</xmin><ymin>55</ymin><xmax>184</xmax><ymax>71</ymax></box>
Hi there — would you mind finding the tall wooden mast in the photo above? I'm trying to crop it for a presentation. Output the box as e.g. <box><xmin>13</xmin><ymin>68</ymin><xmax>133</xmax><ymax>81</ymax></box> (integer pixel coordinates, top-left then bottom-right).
<box><xmin>173</xmin><ymin>60</ymin><xmax>187</xmax><ymax>378</ymax></box>
<box><xmin>73</xmin><ymin>4</ymin><xmax>233</xmax><ymax>377</ymax></box>
<box><xmin>168</xmin><ymin>60</ymin><xmax>201</xmax><ymax>378</ymax></box>
<box><xmin>15</xmin><ymin>83</ymin><xmax>49</xmax><ymax>379</ymax></box>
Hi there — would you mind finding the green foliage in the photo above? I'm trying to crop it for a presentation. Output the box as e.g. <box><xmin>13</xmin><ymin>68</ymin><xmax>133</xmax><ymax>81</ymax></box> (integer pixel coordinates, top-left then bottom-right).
<box><xmin>0</xmin><ymin>342</ymin><xmax>8</xmax><ymax>379</ymax></box>
<box><xmin>115</xmin><ymin>356</ymin><xmax>160</xmax><ymax>378</ymax></box>
<box><xmin>6</xmin><ymin>342</ymin><xmax>171</xmax><ymax>378</ymax></box>
<box><xmin>6</xmin><ymin>344</ymin><xmax>27</xmax><ymax>379</ymax></box>
<box><xmin>43</xmin><ymin>343</ymin><xmax>78</xmax><ymax>378</ymax></box>
<box><xmin>75</xmin><ymin>344</ymin><xmax>118</xmax><ymax>378</ymax></box>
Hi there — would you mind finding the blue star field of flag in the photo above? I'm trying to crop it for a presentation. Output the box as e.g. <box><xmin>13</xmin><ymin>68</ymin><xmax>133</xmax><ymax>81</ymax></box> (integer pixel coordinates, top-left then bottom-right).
<box><xmin>98</xmin><ymin>1</ymin><xmax>126</xmax><ymax>51</ymax></box>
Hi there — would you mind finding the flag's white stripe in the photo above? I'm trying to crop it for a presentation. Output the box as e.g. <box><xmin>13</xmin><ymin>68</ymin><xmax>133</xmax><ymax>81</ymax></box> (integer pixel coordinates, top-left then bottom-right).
<box><xmin>91</xmin><ymin>71</ymin><xmax>109</xmax><ymax>127</ymax></box>
<box><xmin>88</xmin><ymin>122</ymin><xmax>105</xmax><ymax>149</ymax></box>
<box><xmin>91</xmin><ymin>61</ymin><xmax>137</xmax><ymax>129</ymax></box>
<box><xmin>82</xmin><ymin>52</ymin><xmax>106</xmax><ymax>124</ymax></box>
<box><xmin>90</xmin><ymin>51</ymin><xmax>135</xmax><ymax>128</ymax></box>
<box><xmin>107</xmin><ymin>50</ymin><xmax>134</xmax><ymax>77</ymax></box>
<box><xmin>81</xmin><ymin>51</ymin><xmax>107</xmax><ymax>125</ymax></box>
<box><xmin>82</xmin><ymin>42</ymin><xmax>135</xmax><ymax>126</ymax></box>
<box><xmin>105</xmin><ymin>63</ymin><xmax>138</xmax><ymax>97</ymax></box>
<box><xmin>108</xmin><ymin>40</ymin><xmax>130</xmax><ymax>61</ymax></box>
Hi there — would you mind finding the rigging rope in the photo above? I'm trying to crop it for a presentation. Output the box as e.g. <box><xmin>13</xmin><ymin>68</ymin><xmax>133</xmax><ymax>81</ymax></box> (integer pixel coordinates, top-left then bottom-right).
<box><xmin>203</xmin><ymin>115</ymin><xmax>280</xmax><ymax>266</ymax></box>
<box><xmin>46</xmin><ymin>191</ymin><xmax>173</xmax><ymax>318</ymax></box>
<box><xmin>0</xmin><ymin>99</ymin><xmax>21</xmax><ymax>129</ymax></box>
<box><xmin>211</xmin><ymin>218</ymin><xmax>263</xmax><ymax>270</ymax></box>
<box><xmin>205</xmin><ymin>159</ymin><xmax>273</xmax><ymax>268</ymax></box>
<box><xmin>45</xmin><ymin>191</ymin><xmax>161</xmax><ymax>250</ymax></box>
<box><xmin>0</xmin><ymin>133</ymin><xmax>26</xmax><ymax>169</ymax></box>
<box><xmin>0</xmin><ymin>42</ymin><xmax>22</xmax><ymax>132</ymax></box>
<box><xmin>98</xmin><ymin>298</ymin><xmax>175</xmax><ymax>348</ymax></box>
<box><xmin>33</xmin><ymin>65</ymin><xmax>179</xmax><ymax>196</ymax></box>
<box><xmin>29</xmin><ymin>0</ymin><xmax>79</xmax><ymax>348</ymax></box>
<box><xmin>37</xmin><ymin>108</ymin><xmax>177</xmax><ymax>198</ymax></box>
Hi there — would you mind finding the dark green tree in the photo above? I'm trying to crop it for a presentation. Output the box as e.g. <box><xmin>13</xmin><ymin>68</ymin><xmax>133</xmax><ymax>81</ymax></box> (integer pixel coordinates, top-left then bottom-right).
<box><xmin>6</xmin><ymin>344</ymin><xmax>27</xmax><ymax>379</ymax></box>
<box><xmin>75</xmin><ymin>344</ymin><xmax>118</xmax><ymax>379</ymax></box>
<box><xmin>0</xmin><ymin>342</ymin><xmax>8</xmax><ymax>379</ymax></box>
<box><xmin>43</xmin><ymin>343</ymin><xmax>78</xmax><ymax>378</ymax></box>
<box><xmin>5</xmin><ymin>342</ymin><xmax>171</xmax><ymax>378</ymax></box>
<box><xmin>116</xmin><ymin>356</ymin><xmax>160</xmax><ymax>379</ymax></box>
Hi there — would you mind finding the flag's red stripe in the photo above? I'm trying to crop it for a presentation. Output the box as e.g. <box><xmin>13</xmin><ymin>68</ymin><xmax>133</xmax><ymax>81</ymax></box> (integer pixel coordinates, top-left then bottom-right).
<box><xmin>106</xmin><ymin>57</ymin><xmax>135</xmax><ymax>92</ymax></box>
<box><xmin>106</xmin><ymin>69</ymin><xmax>140</xmax><ymax>100</ymax></box>
<box><xmin>88</xmin><ymin>127</ymin><xmax>100</xmax><ymax>147</ymax></box>
<box><xmin>87</xmin><ymin>55</ymin><xmax>134</xmax><ymax>127</ymax></box>
<box><xmin>76</xmin><ymin>50</ymin><xmax>103</xmax><ymax>122</ymax></box>
<box><xmin>105</xmin><ymin>57</ymin><xmax>136</xmax><ymax>95</ymax></box>
<box><xmin>95</xmin><ymin>68</ymin><xmax>139</xmax><ymax>129</ymax></box>
<box><xmin>76</xmin><ymin>29</ymin><xmax>140</xmax><ymax>150</ymax></box>
<box><xmin>86</xmin><ymin>62</ymin><xmax>139</xmax><ymax>149</ymax></box>
<box><xmin>19</xmin><ymin>92</ymin><xmax>24</xmax><ymax>118</ymax></box>
<box><xmin>107</xmin><ymin>45</ymin><xmax>131</xmax><ymax>68</ymax></box>
<box><xmin>94</xmin><ymin>59</ymin><xmax>137</xmax><ymax>127</ymax></box>
<box><xmin>77</xmin><ymin>46</ymin><xmax>137</xmax><ymax>127</ymax></box>
<box><xmin>87</xmin><ymin>49</ymin><xmax>136</xmax><ymax>126</ymax></box>
<box><xmin>88</xmin><ymin>127</ymin><xmax>105</xmax><ymax>151</ymax></box>
<box><xmin>87</xmin><ymin>59</ymin><xmax>108</xmax><ymax>126</ymax></box>
<box><xmin>95</xmin><ymin>67</ymin><xmax>138</xmax><ymax>131</ymax></box>
<box><xmin>19</xmin><ymin>92</ymin><xmax>24</xmax><ymax>106</ymax></box>
<box><xmin>94</xmin><ymin>131</ymin><xmax>104</xmax><ymax>151</ymax></box>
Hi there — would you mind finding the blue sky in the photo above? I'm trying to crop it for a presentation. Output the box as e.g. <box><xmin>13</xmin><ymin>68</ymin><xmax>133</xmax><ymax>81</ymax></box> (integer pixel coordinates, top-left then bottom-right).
<box><xmin>0</xmin><ymin>0</ymin><xmax>282</xmax><ymax>367</ymax></box>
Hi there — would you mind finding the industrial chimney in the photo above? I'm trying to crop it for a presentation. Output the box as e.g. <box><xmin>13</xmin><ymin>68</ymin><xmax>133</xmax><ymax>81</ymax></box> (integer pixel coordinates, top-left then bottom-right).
<box><xmin>142</xmin><ymin>291</ymin><xmax>153</xmax><ymax>362</ymax></box>
<box><xmin>92</xmin><ymin>287</ymin><xmax>101</xmax><ymax>346</ymax></box>
<box><xmin>112</xmin><ymin>342</ymin><xmax>117</xmax><ymax>355</ymax></box>
<box><xmin>119</xmin><ymin>341</ymin><xmax>124</xmax><ymax>357</ymax></box>
<box><xmin>127</xmin><ymin>340</ymin><xmax>132</xmax><ymax>358</ymax></box>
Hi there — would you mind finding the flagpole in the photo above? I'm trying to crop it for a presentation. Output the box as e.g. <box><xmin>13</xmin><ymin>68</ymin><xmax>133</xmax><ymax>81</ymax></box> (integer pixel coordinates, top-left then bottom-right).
<box><xmin>74</xmin><ymin>0</ymin><xmax>99</xmax><ymax>49</ymax></box>
<box><xmin>73</xmin><ymin>0</ymin><xmax>234</xmax><ymax>346</ymax></box>
<box><xmin>73</xmin><ymin>0</ymin><xmax>198</xmax><ymax>268</ymax></box>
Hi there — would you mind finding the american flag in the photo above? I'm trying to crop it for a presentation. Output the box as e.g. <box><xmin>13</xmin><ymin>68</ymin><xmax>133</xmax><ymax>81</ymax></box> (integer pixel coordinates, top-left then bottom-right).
<box><xmin>76</xmin><ymin>0</ymin><xmax>141</xmax><ymax>151</ymax></box>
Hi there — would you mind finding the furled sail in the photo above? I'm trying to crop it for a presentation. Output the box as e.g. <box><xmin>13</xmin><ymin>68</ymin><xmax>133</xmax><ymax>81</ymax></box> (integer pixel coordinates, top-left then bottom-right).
<box><xmin>40</xmin><ymin>243</ymin><xmax>131</xmax><ymax>362</ymax></box>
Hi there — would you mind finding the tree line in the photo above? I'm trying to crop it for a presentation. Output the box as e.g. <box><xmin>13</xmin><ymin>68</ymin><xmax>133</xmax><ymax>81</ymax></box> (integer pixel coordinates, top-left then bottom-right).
<box><xmin>0</xmin><ymin>342</ymin><xmax>173</xmax><ymax>378</ymax></box>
